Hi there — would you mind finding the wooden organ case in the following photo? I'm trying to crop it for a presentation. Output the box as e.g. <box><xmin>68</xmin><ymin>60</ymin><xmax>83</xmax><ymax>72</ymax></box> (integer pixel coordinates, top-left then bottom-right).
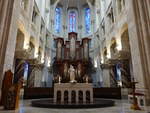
<box><xmin>53</xmin><ymin>32</ymin><xmax>91</xmax><ymax>83</ymax></box>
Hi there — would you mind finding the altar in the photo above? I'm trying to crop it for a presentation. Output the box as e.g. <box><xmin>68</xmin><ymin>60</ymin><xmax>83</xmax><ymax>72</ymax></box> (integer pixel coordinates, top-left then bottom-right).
<box><xmin>54</xmin><ymin>83</ymin><xmax>93</xmax><ymax>103</ymax></box>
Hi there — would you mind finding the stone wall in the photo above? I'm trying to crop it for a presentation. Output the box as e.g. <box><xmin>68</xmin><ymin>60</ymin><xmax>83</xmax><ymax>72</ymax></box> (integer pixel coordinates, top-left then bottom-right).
<box><xmin>127</xmin><ymin>0</ymin><xmax>150</xmax><ymax>105</ymax></box>
<box><xmin>0</xmin><ymin>0</ymin><xmax>21</xmax><ymax>97</ymax></box>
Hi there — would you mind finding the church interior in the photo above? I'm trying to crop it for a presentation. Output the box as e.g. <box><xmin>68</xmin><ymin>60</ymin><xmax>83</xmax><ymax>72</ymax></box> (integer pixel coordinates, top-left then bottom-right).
<box><xmin>0</xmin><ymin>0</ymin><xmax>150</xmax><ymax>113</ymax></box>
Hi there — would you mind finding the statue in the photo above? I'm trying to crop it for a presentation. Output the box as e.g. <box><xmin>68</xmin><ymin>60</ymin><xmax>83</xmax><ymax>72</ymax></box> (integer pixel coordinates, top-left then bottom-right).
<box><xmin>58</xmin><ymin>76</ymin><xmax>61</xmax><ymax>84</ymax></box>
<box><xmin>63</xmin><ymin>63</ymin><xmax>69</xmax><ymax>81</ymax></box>
<box><xmin>83</xmin><ymin>74</ymin><xmax>92</xmax><ymax>83</ymax></box>
<box><xmin>76</xmin><ymin>63</ymin><xmax>82</xmax><ymax>82</ymax></box>
<box><xmin>86</xmin><ymin>76</ymin><xmax>89</xmax><ymax>83</ymax></box>
<box><xmin>54</xmin><ymin>74</ymin><xmax>61</xmax><ymax>83</ymax></box>
<box><xmin>68</xmin><ymin>65</ymin><xmax>76</xmax><ymax>83</ymax></box>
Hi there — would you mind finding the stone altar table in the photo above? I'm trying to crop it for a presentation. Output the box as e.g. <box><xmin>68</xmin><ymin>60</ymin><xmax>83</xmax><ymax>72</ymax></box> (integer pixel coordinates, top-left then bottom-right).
<box><xmin>54</xmin><ymin>83</ymin><xmax>93</xmax><ymax>103</ymax></box>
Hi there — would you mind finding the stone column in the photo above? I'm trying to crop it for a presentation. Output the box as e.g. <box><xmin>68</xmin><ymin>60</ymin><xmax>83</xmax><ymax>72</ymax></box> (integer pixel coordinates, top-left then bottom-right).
<box><xmin>33</xmin><ymin>65</ymin><xmax>44</xmax><ymax>87</ymax></box>
<box><xmin>0</xmin><ymin>0</ymin><xmax>21</xmax><ymax>98</ymax></box>
<box><xmin>101</xmin><ymin>65</ymin><xmax>111</xmax><ymax>87</ymax></box>
<box><xmin>0</xmin><ymin>0</ymin><xmax>14</xmax><ymax>86</ymax></box>
<box><xmin>90</xmin><ymin>89</ymin><xmax>94</xmax><ymax>103</ymax></box>
<box><xmin>68</xmin><ymin>91</ymin><xmax>71</xmax><ymax>103</ymax></box>
<box><xmin>127</xmin><ymin>0</ymin><xmax>150</xmax><ymax>105</ymax></box>
<box><xmin>83</xmin><ymin>91</ymin><xmax>86</xmax><ymax>103</ymax></box>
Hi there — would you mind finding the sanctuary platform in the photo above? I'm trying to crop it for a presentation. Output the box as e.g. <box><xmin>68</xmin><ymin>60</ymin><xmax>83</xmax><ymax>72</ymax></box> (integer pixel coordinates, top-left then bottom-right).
<box><xmin>31</xmin><ymin>32</ymin><xmax>115</xmax><ymax>108</ymax></box>
<box><xmin>31</xmin><ymin>98</ymin><xmax>115</xmax><ymax>109</ymax></box>
<box><xmin>31</xmin><ymin>83</ymin><xmax>115</xmax><ymax>109</ymax></box>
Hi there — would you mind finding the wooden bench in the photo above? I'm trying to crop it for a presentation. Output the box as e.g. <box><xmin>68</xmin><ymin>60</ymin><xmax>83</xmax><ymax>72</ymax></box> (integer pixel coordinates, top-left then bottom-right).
<box><xmin>0</xmin><ymin>70</ymin><xmax>22</xmax><ymax>110</ymax></box>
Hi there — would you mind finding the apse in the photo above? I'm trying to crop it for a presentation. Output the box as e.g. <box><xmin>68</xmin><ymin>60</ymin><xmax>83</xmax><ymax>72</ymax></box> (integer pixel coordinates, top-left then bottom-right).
<box><xmin>54</xmin><ymin>0</ymin><xmax>91</xmax><ymax>37</ymax></box>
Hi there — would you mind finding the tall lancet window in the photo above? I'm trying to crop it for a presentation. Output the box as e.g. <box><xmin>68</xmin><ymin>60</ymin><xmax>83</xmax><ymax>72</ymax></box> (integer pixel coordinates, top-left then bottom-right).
<box><xmin>55</xmin><ymin>7</ymin><xmax>61</xmax><ymax>33</ymax></box>
<box><xmin>69</xmin><ymin>11</ymin><xmax>76</xmax><ymax>32</ymax></box>
<box><xmin>85</xmin><ymin>8</ymin><xmax>91</xmax><ymax>34</ymax></box>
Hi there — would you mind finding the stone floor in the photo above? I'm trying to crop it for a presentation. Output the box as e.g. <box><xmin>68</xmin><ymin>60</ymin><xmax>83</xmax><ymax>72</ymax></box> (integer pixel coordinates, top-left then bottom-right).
<box><xmin>0</xmin><ymin>99</ymin><xmax>149</xmax><ymax>113</ymax></box>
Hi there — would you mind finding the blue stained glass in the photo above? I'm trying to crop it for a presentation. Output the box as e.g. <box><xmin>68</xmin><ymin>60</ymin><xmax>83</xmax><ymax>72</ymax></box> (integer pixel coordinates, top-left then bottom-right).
<box><xmin>55</xmin><ymin>7</ymin><xmax>61</xmax><ymax>33</ymax></box>
<box><xmin>69</xmin><ymin>11</ymin><xmax>76</xmax><ymax>32</ymax></box>
<box><xmin>85</xmin><ymin>8</ymin><xmax>91</xmax><ymax>33</ymax></box>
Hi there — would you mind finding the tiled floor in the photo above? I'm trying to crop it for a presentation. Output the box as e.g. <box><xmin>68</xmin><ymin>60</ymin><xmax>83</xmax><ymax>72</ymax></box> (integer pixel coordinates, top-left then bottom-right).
<box><xmin>0</xmin><ymin>99</ymin><xmax>149</xmax><ymax>113</ymax></box>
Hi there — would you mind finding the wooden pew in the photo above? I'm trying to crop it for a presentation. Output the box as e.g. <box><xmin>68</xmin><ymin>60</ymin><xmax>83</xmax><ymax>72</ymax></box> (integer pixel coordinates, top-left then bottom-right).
<box><xmin>0</xmin><ymin>70</ymin><xmax>13</xmax><ymax>106</ymax></box>
<box><xmin>0</xmin><ymin>70</ymin><xmax>23</xmax><ymax>110</ymax></box>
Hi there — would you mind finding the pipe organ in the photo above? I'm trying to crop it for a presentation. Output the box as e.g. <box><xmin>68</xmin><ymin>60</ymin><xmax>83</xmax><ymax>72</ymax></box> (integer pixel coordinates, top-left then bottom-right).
<box><xmin>55</xmin><ymin>32</ymin><xmax>91</xmax><ymax>61</ymax></box>
<box><xmin>53</xmin><ymin>32</ymin><xmax>91</xmax><ymax>83</ymax></box>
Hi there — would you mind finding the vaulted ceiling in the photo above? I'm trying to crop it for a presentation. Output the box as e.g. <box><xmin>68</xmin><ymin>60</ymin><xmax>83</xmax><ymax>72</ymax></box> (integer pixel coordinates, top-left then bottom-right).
<box><xmin>59</xmin><ymin>0</ymin><xmax>87</xmax><ymax>8</ymax></box>
<box><xmin>51</xmin><ymin>0</ymin><xmax>95</xmax><ymax>8</ymax></box>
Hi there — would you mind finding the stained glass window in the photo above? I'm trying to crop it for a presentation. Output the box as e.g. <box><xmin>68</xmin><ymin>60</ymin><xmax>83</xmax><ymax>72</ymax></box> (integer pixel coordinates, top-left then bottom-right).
<box><xmin>85</xmin><ymin>8</ymin><xmax>91</xmax><ymax>33</ymax></box>
<box><xmin>69</xmin><ymin>11</ymin><xmax>76</xmax><ymax>32</ymax></box>
<box><xmin>23</xmin><ymin>62</ymin><xmax>29</xmax><ymax>81</ymax></box>
<box><xmin>55</xmin><ymin>7</ymin><xmax>61</xmax><ymax>33</ymax></box>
